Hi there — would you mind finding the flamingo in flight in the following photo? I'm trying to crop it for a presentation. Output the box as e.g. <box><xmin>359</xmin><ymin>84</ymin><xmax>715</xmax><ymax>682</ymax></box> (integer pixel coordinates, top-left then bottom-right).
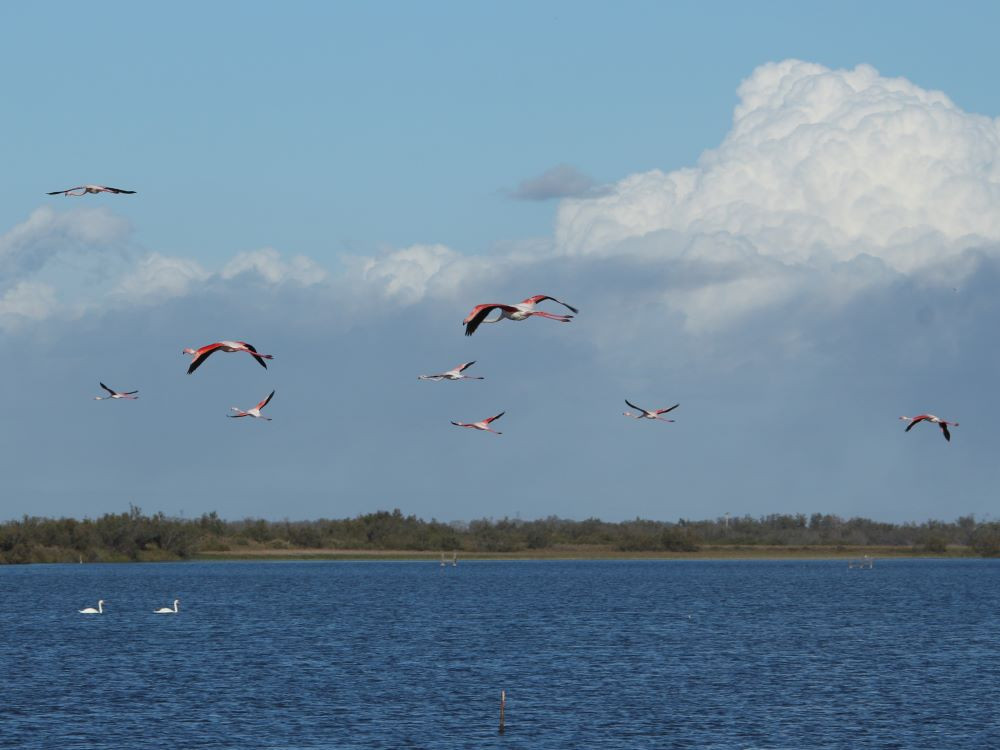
<box><xmin>229</xmin><ymin>390</ymin><xmax>275</xmax><ymax>421</ymax></box>
<box><xmin>183</xmin><ymin>341</ymin><xmax>273</xmax><ymax>374</ymax></box>
<box><xmin>463</xmin><ymin>295</ymin><xmax>578</xmax><ymax>336</ymax></box>
<box><xmin>899</xmin><ymin>414</ymin><xmax>959</xmax><ymax>442</ymax></box>
<box><xmin>624</xmin><ymin>400</ymin><xmax>679</xmax><ymax>422</ymax></box>
<box><xmin>94</xmin><ymin>382</ymin><xmax>138</xmax><ymax>400</ymax></box>
<box><xmin>47</xmin><ymin>185</ymin><xmax>136</xmax><ymax>196</ymax></box>
<box><xmin>451</xmin><ymin>411</ymin><xmax>505</xmax><ymax>435</ymax></box>
<box><xmin>418</xmin><ymin>361</ymin><xmax>484</xmax><ymax>381</ymax></box>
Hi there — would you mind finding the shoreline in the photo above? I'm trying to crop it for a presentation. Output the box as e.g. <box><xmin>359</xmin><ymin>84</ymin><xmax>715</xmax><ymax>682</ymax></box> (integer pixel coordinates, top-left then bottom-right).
<box><xmin>192</xmin><ymin>544</ymin><xmax>979</xmax><ymax>562</ymax></box>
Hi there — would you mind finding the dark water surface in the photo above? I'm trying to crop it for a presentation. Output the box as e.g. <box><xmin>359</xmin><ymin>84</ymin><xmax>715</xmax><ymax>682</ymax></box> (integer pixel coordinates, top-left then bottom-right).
<box><xmin>1</xmin><ymin>559</ymin><xmax>998</xmax><ymax>749</ymax></box>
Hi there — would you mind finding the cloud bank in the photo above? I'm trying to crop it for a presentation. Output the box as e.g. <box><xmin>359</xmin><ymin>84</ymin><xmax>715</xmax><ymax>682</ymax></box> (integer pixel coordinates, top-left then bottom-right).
<box><xmin>7</xmin><ymin>59</ymin><xmax>1000</xmax><ymax>341</ymax></box>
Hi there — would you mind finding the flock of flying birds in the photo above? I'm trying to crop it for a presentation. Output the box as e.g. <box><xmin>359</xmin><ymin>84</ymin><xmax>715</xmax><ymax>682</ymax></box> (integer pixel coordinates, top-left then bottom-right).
<box><xmin>66</xmin><ymin>183</ymin><xmax>958</xmax><ymax>442</ymax></box>
<box><xmin>54</xmin><ymin>178</ymin><xmax>960</xmax><ymax>615</ymax></box>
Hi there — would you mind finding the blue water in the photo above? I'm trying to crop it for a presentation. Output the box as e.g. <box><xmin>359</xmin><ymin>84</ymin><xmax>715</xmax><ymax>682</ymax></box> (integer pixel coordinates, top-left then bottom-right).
<box><xmin>1</xmin><ymin>559</ymin><xmax>998</xmax><ymax>749</ymax></box>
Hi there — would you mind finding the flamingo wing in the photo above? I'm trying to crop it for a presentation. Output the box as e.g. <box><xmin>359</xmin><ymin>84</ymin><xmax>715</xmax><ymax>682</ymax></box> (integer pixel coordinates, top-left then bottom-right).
<box><xmin>904</xmin><ymin>416</ymin><xmax>928</xmax><ymax>432</ymax></box>
<box><xmin>485</xmin><ymin>412</ymin><xmax>505</xmax><ymax>424</ymax></box>
<box><xmin>122</xmin><ymin>390</ymin><xmax>138</xmax><ymax>395</ymax></box>
<box><xmin>257</xmin><ymin>390</ymin><xmax>275</xmax><ymax>410</ymax></box>
<box><xmin>187</xmin><ymin>343</ymin><xmax>221</xmax><ymax>374</ymax></box>
<box><xmin>463</xmin><ymin>304</ymin><xmax>503</xmax><ymax>336</ymax></box>
<box><xmin>940</xmin><ymin>423</ymin><xmax>951</xmax><ymax>441</ymax></box>
<box><xmin>47</xmin><ymin>187</ymin><xmax>83</xmax><ymax>195</ymax></box>
<box><xmin>102</xmin><ymin>186</ymin><xmax>136</xmax><ymax>194</ymax></box>
<box><xmin>456</xmin><ymin>361</ymin><xmax>476</xmax><ymax>372</ymax></box>
<box><xmin>625</xmin><ymin>399</ymin><xmax>645</xmax><ymax>412</ymax></box>
<box><xmin>241</xmin><ymin>342</ymin><xmax>269</xmax><ymax>369</ymax></box>
<box><xmin>521</xmin><ymin>295</ymin><xmax>579</xmax><ymax>314</ymax></box>
<box><xmin>655</xmin><ymin>404</ymin><xmax>680</xmax><ymax>415</ymax></box>
<box><xmin>99</xmin><ymin>382</ymin><xmax>115</xmax><ymax>395</ymax></box>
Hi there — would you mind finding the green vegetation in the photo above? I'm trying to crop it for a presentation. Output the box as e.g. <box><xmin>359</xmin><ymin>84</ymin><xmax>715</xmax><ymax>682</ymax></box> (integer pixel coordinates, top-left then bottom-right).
<box><xmin>2</xmin><ymin>506</ymin><xmax>1000</xmax><ymax>563</ymax></box>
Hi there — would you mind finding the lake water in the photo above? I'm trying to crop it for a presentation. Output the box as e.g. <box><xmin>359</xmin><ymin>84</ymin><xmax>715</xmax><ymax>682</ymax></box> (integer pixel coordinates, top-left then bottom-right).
<box><xmin>1</xmin><ymin>559</ymin><xmax>998</xmax><ymax>749</ymax></box>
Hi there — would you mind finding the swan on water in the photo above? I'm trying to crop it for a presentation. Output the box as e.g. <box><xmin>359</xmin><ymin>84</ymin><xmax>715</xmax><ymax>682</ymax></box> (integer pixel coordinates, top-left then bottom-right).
<box><xmin>154</xmin><ymin>599</ymin><xmax>180</xmax><ymax>614</ymax></box>
<box><xmin>79</xmin><ymin>600</ymin><xmax>105</xmax><ymax>614</ymax></box>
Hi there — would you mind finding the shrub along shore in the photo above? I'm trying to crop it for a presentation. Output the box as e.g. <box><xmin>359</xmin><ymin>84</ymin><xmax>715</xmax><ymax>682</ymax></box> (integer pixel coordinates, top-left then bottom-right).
<box><xmin>2</xmin><ymin>506</ymin><xmax>999</xmax><ymax>564</ymax></box>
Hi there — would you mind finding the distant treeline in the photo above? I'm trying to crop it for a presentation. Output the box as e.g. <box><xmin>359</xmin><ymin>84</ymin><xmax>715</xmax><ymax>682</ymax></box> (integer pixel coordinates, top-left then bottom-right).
<box><xmin>2</xmin><ymin>506</ymin><xmax>1000</xmax><ymax>564</ymax></box>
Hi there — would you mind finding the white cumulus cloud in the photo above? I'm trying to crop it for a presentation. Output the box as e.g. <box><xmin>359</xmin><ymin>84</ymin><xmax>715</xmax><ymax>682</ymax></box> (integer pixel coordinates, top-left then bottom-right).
<box><xmin>555</xmin><ymin>59</ymin><xmax>1000</xmax><ymax>271</ymax></box>
<box><xmin>356</xmin><ymin>244</ymin><xmax>477</xmax><ymax>305</ymax></box>
<box><xmin>112</xmin><ymin>253</ymin><xmax>210</xmax><ymax>304</ymax></box>
<box><xmin>0</xmin><ymin>206</ymin><xmax>131</xmax><ymax>283</ymax></box>
<box><xmin>0</xmin><ymin>281</ymin><xmax>58</xmax><ymax>330</ymax></box>
<box><xmin>221</xmin><ymin>247</ymin><xmax>328</xmax><ymax>286</ymax></box>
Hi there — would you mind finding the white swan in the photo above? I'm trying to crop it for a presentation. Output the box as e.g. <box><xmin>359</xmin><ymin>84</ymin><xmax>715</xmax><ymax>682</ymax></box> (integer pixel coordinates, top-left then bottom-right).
<box><xmin>154</xmin><ymin>599</ymin><xmax>180</xmax><ymax>614</ymax></box>
<box><xmin>79</xmin><ymin>600</ymin><xmax>105</xmax><ymax>614</ymax></box>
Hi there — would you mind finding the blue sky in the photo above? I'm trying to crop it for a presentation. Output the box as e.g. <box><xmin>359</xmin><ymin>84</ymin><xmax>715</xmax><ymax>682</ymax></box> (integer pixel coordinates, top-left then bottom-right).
<box><xmin>3</xmin><ymin>2</ymin><xmax>1000</xmax><ymax>523</ymax></box>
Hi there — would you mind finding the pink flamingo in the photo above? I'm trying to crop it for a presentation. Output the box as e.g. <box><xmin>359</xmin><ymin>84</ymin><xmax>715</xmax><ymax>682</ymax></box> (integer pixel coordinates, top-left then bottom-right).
<box><xmin>418</xmin><ymin>361</ymin><xmax>484</xmax><ymax>381</ymax></box>
<box><xmin>900</xmin><ymin>414</ymin><xmax>959</xmax><ymax>442</ymax></box>
<box><xmin>183</xmin><ymin>341</ymin><xmax>274</xmax><ymax>374</ymax></box>
<box><xmin>463</xmin><ymin>295</ymin><xmax>578</xmax><ymax>336</ymax></box>
<box><xmin>624</xmin><ymin>400</ymin><xmax>678</xmax><ymax>421</ymax></box>
<box><xmin>229</xmin><ymin>390</ymin><xmax>275</xmax><ymax>421</ymax></box>
<box><xmin>47</xmin><ymin>185</ymin><xmax>136</xmax><ymax>196</ymax></box>
<box><xmin>94</xmin><ymin>382</ymin><xmax>138</xmax><ymax>400</ymax></box>
<box><xmin>451</xmin><ymin>411</ymin><xmax>505</xmax><ymax>435</ymax></box>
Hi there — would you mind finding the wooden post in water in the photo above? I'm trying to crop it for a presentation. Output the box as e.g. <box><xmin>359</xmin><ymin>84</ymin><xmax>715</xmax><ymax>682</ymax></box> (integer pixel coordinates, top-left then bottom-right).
<box><xmin>498</xmin><ymin>689</ymin><xmax>505</xmax><ymax>735</ymax></box>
